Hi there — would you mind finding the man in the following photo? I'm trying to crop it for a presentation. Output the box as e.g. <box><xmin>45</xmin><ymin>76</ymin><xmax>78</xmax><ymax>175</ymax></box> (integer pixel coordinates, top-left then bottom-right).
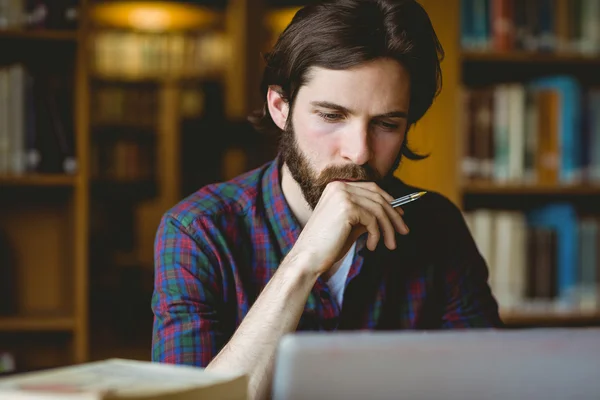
<box><xmin>152</xmin><ymin>0</ymin><xmax>502</xmax><ymax>398</ymax></box>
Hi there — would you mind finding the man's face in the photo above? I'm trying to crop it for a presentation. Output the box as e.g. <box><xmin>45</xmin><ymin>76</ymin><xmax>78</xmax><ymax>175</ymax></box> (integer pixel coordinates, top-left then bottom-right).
<box><xmin>280</xmin><ymin>58</ymin><xmax>411</xmax><ymax>209</ymax></box>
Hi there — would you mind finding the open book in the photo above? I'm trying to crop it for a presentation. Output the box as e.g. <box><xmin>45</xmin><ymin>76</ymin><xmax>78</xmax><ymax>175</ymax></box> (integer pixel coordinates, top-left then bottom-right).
<box><xmin>0</xmin><ymin>358</ymin><xmax>247</xmax><ymax>400</ymax></box>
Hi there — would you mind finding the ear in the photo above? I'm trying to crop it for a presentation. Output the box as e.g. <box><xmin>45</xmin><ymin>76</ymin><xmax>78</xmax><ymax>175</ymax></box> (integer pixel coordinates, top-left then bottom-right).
<box><xmin>266</xmin><ymin>86</ymin><xmax>290</xmax><ymax>131</ymax></box>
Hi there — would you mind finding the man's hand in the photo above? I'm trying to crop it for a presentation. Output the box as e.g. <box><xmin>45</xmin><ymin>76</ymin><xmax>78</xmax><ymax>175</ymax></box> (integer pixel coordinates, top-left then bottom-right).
<box><xmin>206</xmin><ymin>181</ymin><xmax>408</xmax><ymax>400</ymax></box>
<box><xmin>288</xmin><ymin>181</ymin><xmax>410</xmax><ymax>276</ymax></box>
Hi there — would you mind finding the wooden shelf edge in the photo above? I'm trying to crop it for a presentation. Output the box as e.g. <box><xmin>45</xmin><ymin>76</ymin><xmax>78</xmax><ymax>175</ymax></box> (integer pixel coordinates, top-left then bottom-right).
<box><xmin>461</xmin><ymin>182</ymin><xmax>600</xmax><ymax>195</ymax></box>
<box><xmin>501</xmin><ymin>310</ymin><xmax>600</xmax><ymax>325</ymax></box>
<box><xmin>461</xmin><ymin>50</ymin><xmax>600</xmax><ymax>64</ymax></box>
<box><xmin>0</xmin><ymin>316</ymin><xmax>76</xmax><ymax>332</ymax></box>
<box><xmin>0</xmin><ymin>174</ymin><xmax>78</xmax><ymax>187</ymax></box>
<box><xmin>0</xmin><ymin>29</ymin><xmax>78</xmax><ymax>41</ymax></box>
<box><xmin>90</xmin><ymin>71</ymin><xmax>223</xmax><ymax>84</ymax></box>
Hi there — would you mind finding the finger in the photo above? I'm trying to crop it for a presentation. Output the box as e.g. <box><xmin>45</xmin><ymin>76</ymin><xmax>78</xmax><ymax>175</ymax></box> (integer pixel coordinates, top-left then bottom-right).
<box><xmin>344</xmin><ymin>181</ymin><xmax>395</xmax><ymax>202</ymax></box>
<box><xmin>354</xmin><ymin>207</ymin><xmax>380</xmax><ymax>251</ymax></box>
<box><xmin>347</xmin><ymin>201</ymin><xmax>381</xmax><ymax>251</ymax></box>
<box><xmin>354</xmin><ymin>197</ymin><xmax>397</xmax><ymax>250</ymax></box>
<box><xmin>344</xmin><ymin>181</ymin><xmax>405</xmax><ymax>216</ymax></box>
<box><xmin>345</xmin><ymin>184</ymin><xmax>409</xmax><ymax>234</ymax></box>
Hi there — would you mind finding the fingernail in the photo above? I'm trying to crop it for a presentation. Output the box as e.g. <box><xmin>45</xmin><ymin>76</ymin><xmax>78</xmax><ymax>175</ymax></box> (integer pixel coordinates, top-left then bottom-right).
<box><xmin>403</xmin><ymin>223</ymin><xmax>410</xmax><ymax>234</ymax></box>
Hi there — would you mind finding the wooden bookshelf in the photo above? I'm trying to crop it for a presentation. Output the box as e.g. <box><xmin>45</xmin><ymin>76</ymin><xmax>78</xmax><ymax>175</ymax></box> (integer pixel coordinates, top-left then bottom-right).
<box><xmin>461</xmin><ymin>50</ymin><xmax>600</xmax><ymax>65</ymax></box>
<box><xmin>0</xmin><ymin>29</ymin><xmax>78</xmax><ymax>41</ymax></box>
<box><xmin>0</xmin><ymin>316</ymin><xmax>76</xmax><ymax>332</ymax></box>
<box><xmin>462</xmin><ymin>182</ymin><xmax>600</xmax><ymax>196</ymax></box>
<box><xmin>502</xmin><ymin>310</ymin><xmax>600</xmax><ymax>326</ymax></box>
<box><xmin>0</xmin><ymin>174</ymin><xmax>78</xmax><ymax>187</ymax></box>
<box><xmin>90</xmin><ymin>70</ymin><xmax>222</xmax><ymax>84</ymax></box>
<box><xmin>454</xmin><ymin>0</ymin><xmax>600</xmax><ymax>329</ymax></box>
<box><xmin>0</xmin><ymin>0</ymin><xmax>91</xmax><ymax>371</ymax></box>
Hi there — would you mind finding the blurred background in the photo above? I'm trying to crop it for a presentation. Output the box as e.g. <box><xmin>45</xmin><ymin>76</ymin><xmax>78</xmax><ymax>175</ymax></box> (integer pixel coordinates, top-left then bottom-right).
<box><xmin>0</xmin><ymin>0</ymin><xmax>599</xmax><ymax>374</ymax></box>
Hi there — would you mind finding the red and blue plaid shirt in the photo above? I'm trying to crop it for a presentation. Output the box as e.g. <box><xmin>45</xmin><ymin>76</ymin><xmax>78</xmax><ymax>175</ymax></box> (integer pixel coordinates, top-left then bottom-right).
<box><xmin>152</xmin><ymin>157</ymin><xmax>502</xmax><ymax>367</ymax></box>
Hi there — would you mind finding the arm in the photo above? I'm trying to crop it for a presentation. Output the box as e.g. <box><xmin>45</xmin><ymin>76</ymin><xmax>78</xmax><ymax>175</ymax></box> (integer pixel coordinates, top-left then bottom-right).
<box><xmin>153</xmin><ymin>181</ymin><xmax>408</xmax><ymax>400</ymax></box>
<box><xmin>439</xmin><ymin>201</ymin><xmax>503</xmax><ymax>328</ymax></box>
<box><xmin>152</xmin><ymin>213</ymin><xmax>319</xmax><ymax>399</ymax></box>
<box><xmin>207</xmin><ymin>181</ymin><xmax>409</xmax><ymax>399</ymax></box>
<box><xmin>151</xmin><ymin>215</ymin><xmax>224</xmax><ymax>366</ymax></box>
<box><xmin>152</xmin><ymin>213</ymin><xmax>319</xmax><ymax>400</ymax></box>
<box><xmin>205</xmin><ymin>251</ymin><xmax>319</xmax><ymax>400</ymax></box>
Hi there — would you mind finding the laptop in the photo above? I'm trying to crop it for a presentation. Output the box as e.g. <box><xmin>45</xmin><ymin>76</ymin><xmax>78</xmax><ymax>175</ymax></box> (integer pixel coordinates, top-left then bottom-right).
<box><xmin>272</xmin><ymin>328</ymin><xmax>600</xmax><ymax>400</ymax></box>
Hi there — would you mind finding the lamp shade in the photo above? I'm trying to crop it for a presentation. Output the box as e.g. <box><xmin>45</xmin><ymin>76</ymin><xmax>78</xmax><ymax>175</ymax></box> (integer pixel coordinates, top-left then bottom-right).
<box><xmin>91</xmin><ymin>1</ymin><xmax>219</xmax><ymax>32</ymax></box>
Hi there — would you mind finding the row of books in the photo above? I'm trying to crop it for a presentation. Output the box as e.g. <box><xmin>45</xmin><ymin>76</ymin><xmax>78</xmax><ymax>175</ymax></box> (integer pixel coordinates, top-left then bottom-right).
<box><xmin>0</xmin><ymin>0</ymin><xmax>78</xmax><ymax>30</ymax></box>
<box><xmin>92</xmin><ymin>31</ymin><xmax>229</xmax><ymax>79</ymax></box>
<box><xmin>91</xmin><ymin>140</ymin><xmax>154</xmax><ymax>182</ymax></box>
<box><xmin>461</xmin><ymin>76</ymin><xmax>600</xmax><ymax>184</ymax></box>
<box><xmin>0</xmin><ymin>64</ymin><xmax>76</xmax><ymax>175</ymax></box>
<box><xmin>464</xmin><ymin>204</ymin><xmax>600</xmax><ymax>312</ymax></box>
<box><xmin>461</xmin><ymin>0</ymin><xmax>600</xmax><ymax>55</ymax></box>
<box><xmin>92</xmin><ymin>86</ymin><xmax>158</xmax><ymax>128</ymax></box>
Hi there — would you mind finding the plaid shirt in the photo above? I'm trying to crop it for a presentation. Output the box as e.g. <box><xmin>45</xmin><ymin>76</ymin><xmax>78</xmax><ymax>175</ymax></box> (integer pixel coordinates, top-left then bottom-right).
<box><xmin>152</xmin><ymin>157</ymin><xmax>502</xmax><ymax>367</ymax></box>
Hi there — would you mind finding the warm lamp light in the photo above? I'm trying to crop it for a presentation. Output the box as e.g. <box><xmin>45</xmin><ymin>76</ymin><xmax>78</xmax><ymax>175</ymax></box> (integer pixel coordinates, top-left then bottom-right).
<box><xmin>91</xmin><ymin>2</ymin><xmax>219</xmax><ymax>32</ymax></box>
<box><xmin>265</xmin><ymin>7</ymin><xmax>301</xmax><ymax>35</ymax></box>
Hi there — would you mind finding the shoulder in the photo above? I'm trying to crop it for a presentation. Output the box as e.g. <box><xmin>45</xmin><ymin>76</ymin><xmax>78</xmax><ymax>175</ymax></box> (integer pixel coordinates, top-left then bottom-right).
<box><xmin>163</xmin><ymin>162</ymin><xmax>271</xmax><ymax>230</ymax></box>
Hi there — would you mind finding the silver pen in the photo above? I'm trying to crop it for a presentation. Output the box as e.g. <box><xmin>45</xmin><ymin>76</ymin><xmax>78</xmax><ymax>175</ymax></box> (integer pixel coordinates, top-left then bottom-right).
<box><xmin>390</xmin><ymin>191</ymin><xmax>427</xmax><ymax>208</ymax></box>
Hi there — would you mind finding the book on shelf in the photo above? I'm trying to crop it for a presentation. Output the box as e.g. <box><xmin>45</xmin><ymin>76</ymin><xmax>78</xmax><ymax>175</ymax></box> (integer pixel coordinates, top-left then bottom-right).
<box><xmin>464</xmin><ymin>204</ymin><xmax>600</xmax><ymax>313</ymax></box>
<box><xmin>460</xmin><ymin>0</ymin><xmax>600</xmax><ymax>55</ymax></box>
<box><xmin>0</xmin><ymin>64</ymin><xmax>77</xmax><ymax>176</ymax></box>
<box><xmin>460</xmin><ymin>76</ymin><xmax>600</xmax><ymax>185</ymax></box>
<box><xmin>92</xmin><ymin>30</ymin><xmax>228</xmax><ymax>79</ymax></box>
<box><xmin>0</xmin><ymin>0</ymin><xmax>78</xmax><ymax>30</ymax></box>
<box><xmin>0</xmin><ymin>358</ymin><xmax>248</xmax><ymax>400</ymax></box>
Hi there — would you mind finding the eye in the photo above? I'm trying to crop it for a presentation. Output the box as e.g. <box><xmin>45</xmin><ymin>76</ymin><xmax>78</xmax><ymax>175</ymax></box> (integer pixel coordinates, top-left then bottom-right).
<box><xmin>317</xmin><ymin>111</ymin><xmax>343</xmax><ymax>122</ymax></box>
<box><xmin>376</xmin><ymin>120</ymin><xmax>400</xmax><ymax>131</ymax></box>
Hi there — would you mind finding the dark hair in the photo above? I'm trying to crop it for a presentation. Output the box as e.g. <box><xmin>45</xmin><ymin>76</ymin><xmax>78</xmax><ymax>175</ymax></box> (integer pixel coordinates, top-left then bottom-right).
<box><xmin>248</xmin><ymin>0</ymin><xmax>444</xmax><ymax>160</ymax></box>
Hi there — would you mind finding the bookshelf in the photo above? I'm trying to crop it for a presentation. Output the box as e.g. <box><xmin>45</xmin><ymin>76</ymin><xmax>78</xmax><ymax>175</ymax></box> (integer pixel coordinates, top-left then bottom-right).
<box><xmin>456</xmin><ymin>0</ymin><xmax>600</xmax><ymax>327</ymax></box>
<box><xmin>0</xmin><ymin>0</ymin><xmax>90</xmax><ymax>371</ymax></box>
<box><xmin>85</xmin><ymin>3</ymin><xmax>233</xmax><ymax>361</ymax></box>
<box><xmin>501</xmin><ymin>310</ymin><xmax>600</xmax><ymax>327</ymax></box>
<box><xmin>462</xmin><ymin>182</ymin><xmax>600</xmax><ymax>196</ymax></box>
<box><xmin>0</xmin><ymin>174</ymin><xmax>78</xmax><ymax>186</ymax></box>
<box><xmin>0</xmin><ymin>316</ymin><xmax>76</xmax><ymax>332</ymax></box>
<box><xmin>461</xmin><ymin>50</ymin><xmax>600</xmax><ymax>65</ymax></box>
<box><xmin>0</xmin><ymin>29</ymin><xmax>78</xmax><ymax>41</ymax></box>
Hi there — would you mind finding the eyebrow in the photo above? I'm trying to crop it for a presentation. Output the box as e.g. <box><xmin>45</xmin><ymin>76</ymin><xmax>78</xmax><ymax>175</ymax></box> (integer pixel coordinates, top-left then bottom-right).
<box><xmin>310</xmin><ymin>101</ymin><xmax>408</xmax><ymax>119</ymax></box>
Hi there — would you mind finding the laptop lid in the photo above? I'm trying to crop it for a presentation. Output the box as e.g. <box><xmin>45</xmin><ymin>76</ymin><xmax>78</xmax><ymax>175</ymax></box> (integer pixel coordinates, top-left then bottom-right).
<box><xmin>272</xmin><ymin>328</ymin><xmax>600</xmax><ymax>400</ymax></box>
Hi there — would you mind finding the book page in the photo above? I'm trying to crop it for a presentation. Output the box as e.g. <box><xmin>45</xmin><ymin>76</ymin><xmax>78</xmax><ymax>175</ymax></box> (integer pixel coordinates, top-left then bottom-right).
<box><xmin>0</xmin><ymin>359</ymin><xmax>245</xmax><ymax>398</ymax></box>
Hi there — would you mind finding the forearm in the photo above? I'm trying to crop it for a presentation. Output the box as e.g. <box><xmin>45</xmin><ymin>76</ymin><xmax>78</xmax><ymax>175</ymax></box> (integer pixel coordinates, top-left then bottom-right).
<box><xmin>206</xmin><ymin>252</ymin><xmax>319</xmax><ymax>400</ymax></box>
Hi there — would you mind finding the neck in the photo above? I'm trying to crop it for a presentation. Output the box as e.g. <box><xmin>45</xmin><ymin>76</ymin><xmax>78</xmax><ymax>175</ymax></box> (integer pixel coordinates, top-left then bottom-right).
<box><xmin>281</xmin><ymin>162</ymin><xmax>313</xmax><ymax>227</ymax></box>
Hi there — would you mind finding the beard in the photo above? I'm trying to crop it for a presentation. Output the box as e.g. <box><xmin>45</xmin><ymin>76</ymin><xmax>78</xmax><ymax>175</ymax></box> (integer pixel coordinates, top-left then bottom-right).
<box><xmin>279</xmin><ymin>121</ymin><xmax>400</xmax><ymax>210</ymax></box>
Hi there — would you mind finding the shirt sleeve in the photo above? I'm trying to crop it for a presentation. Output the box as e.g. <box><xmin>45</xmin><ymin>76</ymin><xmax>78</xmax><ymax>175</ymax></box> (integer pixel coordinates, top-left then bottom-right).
<box><xmin>438</xmin><ymin>201</ymin><xmax>504</xmax><ymax>329</ymax></box>
<box><xmin>151</xmin><ymin>214</ymin><xmax>225</xmax><ymax>367</ymax></box>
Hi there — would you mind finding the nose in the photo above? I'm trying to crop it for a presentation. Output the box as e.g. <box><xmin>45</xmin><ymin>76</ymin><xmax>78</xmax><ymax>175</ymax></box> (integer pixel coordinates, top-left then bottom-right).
<box><xmin>339</xmin><ymin>122</ymin><xmax>372</xmax><ymax>165</ymax></box>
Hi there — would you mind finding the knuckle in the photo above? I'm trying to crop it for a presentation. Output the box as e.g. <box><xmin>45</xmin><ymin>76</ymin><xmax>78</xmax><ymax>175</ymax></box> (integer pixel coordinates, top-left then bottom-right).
<box><xmin>340</xmin><ymin>200</ymin><xmax>353</xmax><ymax>215</ymax></box>
<box><xmin>338</xmin><ymin>192</ymin><xmax>353</xmax><ymax>208</ymax></box>
<box><xmin>366</xmin><ymin>182</ymin><xmax>379</xmax><ymax>191</ymax></box>
<box><xmin>328</xmin><ymin>181</ymin><xmax>345</xmax><ymax>191</ymax></box>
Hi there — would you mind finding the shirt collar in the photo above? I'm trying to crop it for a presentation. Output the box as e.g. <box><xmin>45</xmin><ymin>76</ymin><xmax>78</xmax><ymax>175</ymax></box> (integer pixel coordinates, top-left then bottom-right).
<box><xmin>261</xmin><ymin>155</ymin><xmax>302</xmax><ymax>258</ymax></box>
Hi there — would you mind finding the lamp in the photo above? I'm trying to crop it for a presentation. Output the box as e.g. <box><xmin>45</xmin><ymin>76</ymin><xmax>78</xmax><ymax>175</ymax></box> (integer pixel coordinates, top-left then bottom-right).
<box><xmin>90</xmin><ymin>1</ymin><xmax>219</xmax><ymax>32</ymax></box>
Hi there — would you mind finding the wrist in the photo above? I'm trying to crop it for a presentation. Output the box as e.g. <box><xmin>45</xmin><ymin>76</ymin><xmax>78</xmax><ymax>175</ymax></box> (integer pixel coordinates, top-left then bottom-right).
<box><xmin>279</xmin><ymin>249</ymin><xmax>322</xmax><ymax>286</ymax></box>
